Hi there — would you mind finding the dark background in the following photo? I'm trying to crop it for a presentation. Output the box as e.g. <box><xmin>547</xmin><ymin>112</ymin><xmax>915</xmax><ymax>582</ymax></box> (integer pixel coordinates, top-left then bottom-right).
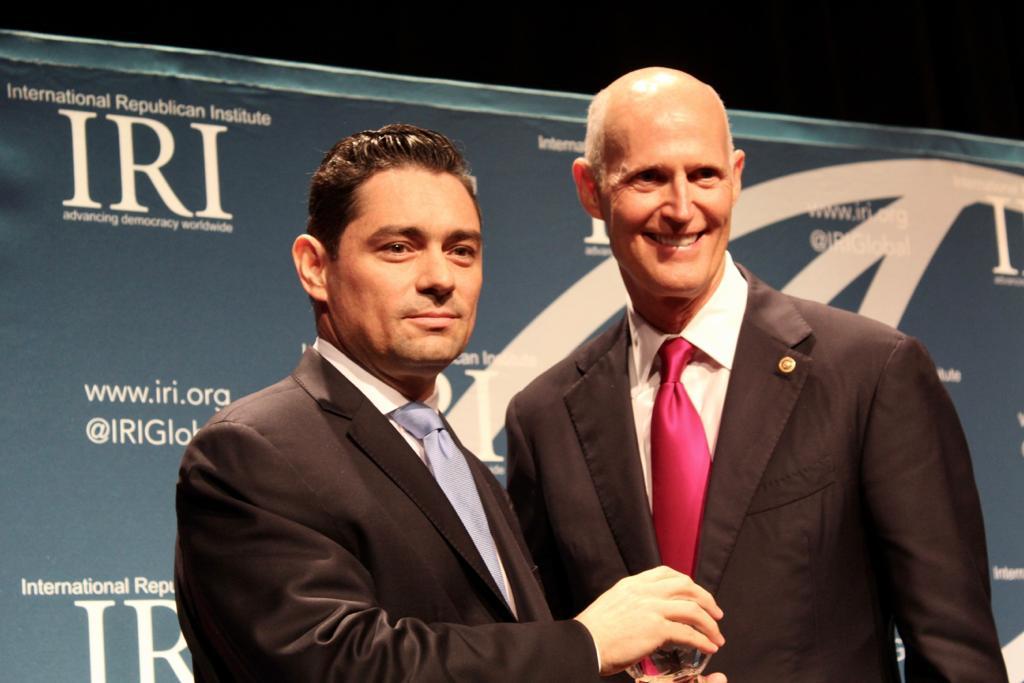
<box><xmin>6</xmin><ymin>1</ymin><xmax>1022</xmax><ymax>140</ymax></box>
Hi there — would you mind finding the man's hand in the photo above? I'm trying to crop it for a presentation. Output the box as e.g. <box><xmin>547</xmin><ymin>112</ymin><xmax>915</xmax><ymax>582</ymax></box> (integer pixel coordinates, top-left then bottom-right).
<box><xmin>574</xmin><ymin>566</ymin><xmax>725</xmax><ymax>676</ymax></box>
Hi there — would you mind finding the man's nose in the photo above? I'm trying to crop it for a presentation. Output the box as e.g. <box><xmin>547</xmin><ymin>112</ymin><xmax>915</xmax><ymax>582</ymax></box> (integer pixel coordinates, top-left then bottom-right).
<box><xmin>662</xmin><ymin>177</ymin><xmax>694</xmax><ymax>224</ymax></box>
<box><xmin>416</xmin><ymin>248</ymin><xmax>456</xmax><ymax>297</ymax></box>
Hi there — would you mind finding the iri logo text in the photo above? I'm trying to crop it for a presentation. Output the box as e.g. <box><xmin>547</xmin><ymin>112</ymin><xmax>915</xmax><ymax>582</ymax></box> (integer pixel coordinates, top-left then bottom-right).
<box><xmin>59</xmin><ymin>109</ymin><xmax>232</xmax><ymax>219</ymax></box>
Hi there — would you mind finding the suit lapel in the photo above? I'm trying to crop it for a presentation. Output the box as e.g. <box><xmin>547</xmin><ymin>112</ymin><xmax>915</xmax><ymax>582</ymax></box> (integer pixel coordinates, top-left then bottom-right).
<box><xmin>292</xmin><ymin>350</ymin><xmax>513</xmax><ymax>619</ymax></box>
<box><xmin>487</xmin><ymin>522</ymin><xmax>550</xmax><ymax>622</ymax></box>
<box><xmin>695</xmin><ymin>270</ymin><xmax>813</xmax><ymax>594</ymax></box>
<box><xmin>447</xmin><ymin>421</ymin><xmax>546</xmax><ymax>622</ymax></box>
<box><xmin>461</xmin><ymin>448</ymin><xmax>551</xmax><ymax>622</ymax></box>
<box><xmin>564</xmin><ymin>318</ymin><xmax>661</xmax><ymax>575</ymax></box>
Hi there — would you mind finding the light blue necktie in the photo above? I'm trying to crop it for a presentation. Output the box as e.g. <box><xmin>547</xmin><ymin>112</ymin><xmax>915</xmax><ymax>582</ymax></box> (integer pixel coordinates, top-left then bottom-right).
<box><xmin>391</xmin><ymin>402</ymin><xmax>510</xmax><ymax>606</ymax></box>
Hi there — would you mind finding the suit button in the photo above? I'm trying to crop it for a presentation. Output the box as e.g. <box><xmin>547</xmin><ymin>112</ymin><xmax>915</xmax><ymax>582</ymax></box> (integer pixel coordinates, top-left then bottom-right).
<box><xmin>778</xmin><ymin>356</ymin><xmax>797</xmax><ymax>374</ymax></box>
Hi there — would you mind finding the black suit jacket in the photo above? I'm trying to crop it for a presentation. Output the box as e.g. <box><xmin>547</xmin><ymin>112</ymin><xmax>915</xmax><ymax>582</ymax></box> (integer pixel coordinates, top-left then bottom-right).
<box><xmin>175</xmin><ymin>350</ymin><xmax>597</xmax><ymax>682</ymax></box>
<box><xmin>507</xmin><ymin>267</ymin><xmax>1006</xmax><ymax>682</ymax></box>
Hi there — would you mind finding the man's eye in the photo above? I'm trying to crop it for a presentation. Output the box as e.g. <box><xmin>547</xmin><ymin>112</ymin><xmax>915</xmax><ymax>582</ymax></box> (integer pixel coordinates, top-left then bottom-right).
<box><xmin>633</xmin><ymin>169</ymin><xmax>661</xmax><ymax>184</ymax></box>
<box><xmin>384</xmin><ymin>243</ymin><xmax>411</xmax><ymax>254</ymax></box>
<box><xmin>692</xmin><ymin>167</ymin><xmax>718</xmax><ymax>182</ymax></box>
<box><xmin>450</xmin><ymin>245</ymin><xmax>477</xmax><ymax>259</ymax></box>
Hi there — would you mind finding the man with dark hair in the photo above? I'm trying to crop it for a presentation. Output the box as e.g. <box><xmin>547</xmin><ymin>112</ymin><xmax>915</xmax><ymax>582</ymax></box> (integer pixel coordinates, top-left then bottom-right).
<box><xmin>507</xmin><ymin>70</ymin><xmax>1007</xmax><ymax>681</ymax></box>
<box><xmin>175</xmin><ymin>124</ymin><xmax>727</xmax><ymax>682</ymax></box>
<box><xmin>306</xmin><ymin>125</ymin><xmax>479</xmax><ymax>255</ymax></box>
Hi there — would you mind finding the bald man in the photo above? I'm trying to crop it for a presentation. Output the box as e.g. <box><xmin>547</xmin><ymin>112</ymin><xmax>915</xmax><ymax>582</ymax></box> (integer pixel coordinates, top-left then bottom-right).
<box><xmin>506</xmin><ymin>69</ymin><xmax>1007</xmax><ymax>682</ymax></box>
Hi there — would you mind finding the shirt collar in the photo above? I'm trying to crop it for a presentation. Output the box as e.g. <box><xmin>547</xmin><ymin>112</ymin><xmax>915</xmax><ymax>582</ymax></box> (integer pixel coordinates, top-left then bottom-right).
<box><xmin>313</xmin><ymin>337</ymin><xmax>440</xmax><ymax>415</ymax></box>
<box><xmin>628</xmin><ymin>252</ymin><xmax>748</xmax><ymax>382</ymax></box>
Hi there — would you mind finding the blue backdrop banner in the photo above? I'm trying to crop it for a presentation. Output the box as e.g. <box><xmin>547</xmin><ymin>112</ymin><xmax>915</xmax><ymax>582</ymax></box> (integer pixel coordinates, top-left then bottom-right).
<box><xmin>2</xmin><ymin>30</ymin><xmax>1022</xmax><ymax>682</ymax></box>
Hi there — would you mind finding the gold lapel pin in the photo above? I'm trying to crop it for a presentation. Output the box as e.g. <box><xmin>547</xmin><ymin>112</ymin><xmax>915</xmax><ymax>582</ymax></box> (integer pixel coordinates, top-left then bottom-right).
<box><xmin>778</xmin><ymin>356</ymin><xmax>797</xmax><ymax>374</ymax></box>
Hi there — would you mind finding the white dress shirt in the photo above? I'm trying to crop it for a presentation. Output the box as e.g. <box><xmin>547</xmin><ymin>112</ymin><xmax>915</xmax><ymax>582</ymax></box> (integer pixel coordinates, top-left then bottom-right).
<box><xmin>627</xmin><ymin>252</ymin><xmax>749</xmax><ymax>508</ymax></box>
<box><xmin>312</xmin><ymin>337</ymin><xmax>517</xmax><ymax>616</ymax></box>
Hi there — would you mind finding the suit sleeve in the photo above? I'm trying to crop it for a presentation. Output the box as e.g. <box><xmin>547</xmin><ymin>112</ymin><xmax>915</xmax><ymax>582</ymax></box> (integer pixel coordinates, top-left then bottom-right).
<box><xmin>175</xmin><ymin>420</ymin><xmax>599</xmax><ymax>683</ymax></box>
<box><xmin>505</xmin><ymin>396</ymin><xmax>579</xmax><ymax>621</ymax></box>
<box><xmin>860</xmin><ymin>336</ymin><xmax>1007</xmax><ymax>681</ymax></box>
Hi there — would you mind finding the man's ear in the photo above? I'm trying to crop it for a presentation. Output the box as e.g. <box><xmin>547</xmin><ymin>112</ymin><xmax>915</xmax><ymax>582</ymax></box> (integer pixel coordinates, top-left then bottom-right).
<box><xmin>572</xmin><ymin>158</ymin><xmax>605</xmax><ymax>220</ymax></box>
<box><xmin>730</xmin><ymin>149</ymin><xmax>746</xmax><ymax>205</ymax></box>
<box><xmin>292</xmin><ymin>234</ymin><xmax>330</xmax><ymax>303</ymax></box>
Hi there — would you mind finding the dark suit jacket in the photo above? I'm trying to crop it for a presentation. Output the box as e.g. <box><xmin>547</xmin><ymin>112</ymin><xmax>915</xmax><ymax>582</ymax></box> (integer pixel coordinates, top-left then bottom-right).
<box><xmin>175</xmin><ymin>350</ymin><xmax>597</xmax><ymax>682</ymax></box>
<box><xmin>507</xmin><ymin>267</ymin><xmax>1007</xmax><ymax>682</ymax></box>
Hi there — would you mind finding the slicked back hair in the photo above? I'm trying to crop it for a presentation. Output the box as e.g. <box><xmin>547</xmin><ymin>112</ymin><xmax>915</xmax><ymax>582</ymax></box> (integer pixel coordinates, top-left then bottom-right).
<box><xmin>307</xmin><ymin>123</ymin><xmax>477</xmax><ymax>257</ymax></box>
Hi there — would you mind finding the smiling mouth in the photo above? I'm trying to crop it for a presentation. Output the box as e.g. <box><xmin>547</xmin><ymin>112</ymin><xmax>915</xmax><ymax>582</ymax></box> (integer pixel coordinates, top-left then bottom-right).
<box><xmin>645</xmin><ymin>230</ymin><xmax>704</xmax><ymax>248</ymax></box>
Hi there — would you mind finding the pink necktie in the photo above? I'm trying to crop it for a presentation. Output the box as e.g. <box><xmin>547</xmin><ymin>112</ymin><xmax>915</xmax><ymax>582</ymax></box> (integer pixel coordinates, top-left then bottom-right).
<box><xmin>651</xmin><ymin>337</ymin><xmax>711</xmax><ymax>576</ymax></box>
